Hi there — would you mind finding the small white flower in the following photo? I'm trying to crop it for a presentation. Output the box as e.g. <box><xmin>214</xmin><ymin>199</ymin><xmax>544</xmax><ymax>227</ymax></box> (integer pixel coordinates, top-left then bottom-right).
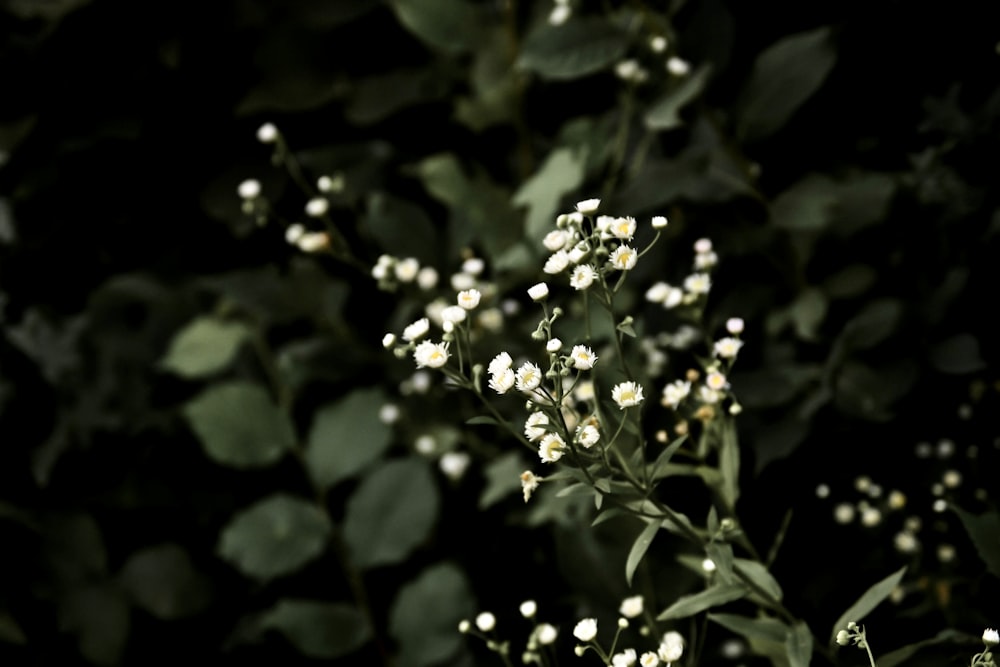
<box><xmin>543</xmin><ymin>230</ymin><xmax>569</xmax><ymax>251</ymax></box>
<box><xmin>450</xmin><ymin>272</ymin><xmax>476</xmax><ymax>291</ymax></box>
<box><xmin>664</xmin><ymin>287</ymin><xmax>684</xmax><ymax>308</ymax></box>
<box><xmin>548</xmin><ymin>3</ymin><xmax>571</xmax><ymax>25</ymax></box>
<box><xmin>640</xmin><ymin>651</ymin><xmax>660</xmax><ymax>667</ymax></box>
<box><xmin>662</xmin><ymin>380</ymin><xmax>691</xmax><ymax>408</ymax></box>
<box><xmin>237</xmin><ymin>178</ymin><xmax>261</xmax><ymax>199</ymax></box>
<box><xmin>698</xmin><ymin>385</ymin><xmax>721</xmax><ymax>404</ymax></box>
<box><xmin>575</xmin><ymin>198</ymin><xmax>601</xmax><ymax>215</ymax></box>
<box><xmin>489</xmin><ymin>368</ymin><xmax>516</xmax><ymax>394</ymax></box>
<box><xmin>576</xmin><ymin>424</ymin><xmax>600</xmax><ymax>448</ymax></box>
<box><xmin>694</xmin><ymin>250</ymin><xmax>718</xmax><ymax>270</ymax></box>
<box><xmin>441</xmin><ymin>305</ymin><xmax>467</xmax><ymax>324</ymax></box>
<box><xmin>611</xmin><ymin>216</ymin><xmax>637</xmax><ymax>240</ymax></box>
<box><xmin>516</xmin><ymin>362</ymin><xmax>543</xmax><ymax>392</ymax></box>
<box><xmin>458</xmin><ymin>619</ymin><xmax>471</xmax><ymax>633</ymax></box>
<box><xmin>413</xmin><ymin>340</ymin><xmax>449</xmax><ymax>368</ymax></box>
<box><xmin>382</xmin><ymin>333</ymin><xmax>396</xmax><ymax>349</ymax></box>
<box><xmin>574</xmin><ymin>380</ymin><xmax>596</xmax><ymax>401</ymax></box>
<box><xmin>651</xmin><ymin>215</ymin><xmax>668</xmax><ymax>229</ymax></box>
<box><xmin>457</xmin><ymin>288</ymin><xmax>482</xmax><ymax>310</ymax></box>
<box><xmin>568</xmin><ymin>242</ymin><xmax>590</xmax><ymax>264</ymax></box>
<box><xmin>519</xmin><ymin>600</ymin><xmax>537</xmax><ymax>619</ymax></box>
<box><xmin>440</xmin><ymin>451</ymin><xmax>471</xmax><ymax>480</ymax></box>
<box><xmin>706</xmin><ymin>371</ymin><xmax>728</xmax><ymax>391</ymax></box>
<box><xmin>615</xmin><ymin>59</ymin><xmax>640</xmax><ymax>81</ymax></box>
<box><xmin>613</xmin><ymin>381</ymin><xmax>645</xmax><ymax>409</ymax></box>
<box><xmin>524</xmin><ymin>411</ymin><xmax>550</xmax><ymax>441</ymax></box>
<box><xmin>305</xmin><ymin>197</ymin><xmax>329</xmax><ymax>218</ymax></box>
<box><xmin>402</xmin><ymin>317</ymin><xmax>430</xmax><ymax>342</ymax></box>
<box><xmin>982</xmin><ymin>628</ymin><xmax>999</xmax><ymax>647</ymax></box>
<box><xmin>476</xmin><ymin>612</ymin><xmax>496</xmax><ymax>632</ymax></box>
<box><xmin>285</xmin><ymin>223</ymin><xmax>305</xmax><ymax>245</ymax></box>
<box><xmin>316</xmin><ymin>174</ymin><xmax>338</xmax><ymax>193</ymax></box>
<box><xmin>714</xmin><ymin>337</ymin><xmax>744</xmax><ymax>359</ymax></box>
<box><xmin>645</xmin><ymin>282</ymin><xmax>671</xmax><ymax>303</ymax></box>
<box><xmin>694</xmin><ymin>238</ymin><xmax>713</xmax><ymax>253</ymax></box>
<box><xmin>394</xmin><ymin>257</ymin><xmax>420</xmax><ymax>282</ymax></box>
<box><xmin>608</xmin><ymin>245</ymin><xmax>638</xmax><ymax>271</ymax></box>
<box><xmin>536</xmin><ymin>623</ymin><xmax>558</xmax><ymax>645</ymax></box>
<box><xmin>619</xmin><ymin>595</ymin><xmax>644</xmax><ymax>618</ymax></box>
<box><xmin>297</xmin><ymin>232</ymin><xmax>330</xmax><ymax>253</ymax></box>
<box><xmin>520</xmin><ymin>470</ymin><xmax>540</xmax><ymax>502</ymax></box>
<box><xmin>528</xmin><ymin>282</ymin><xmax>549</xmax><ymax>301</ymax></box>
<box><xmin>477</xmin><ymin>308</ymin><xmax>503</xmax><ymax>332</ymax></box>
<box><xmin>684</xmin><ymin>272</ymin><xmax>711</xmax><ymax>294</ymax></box>
<box><xmin>612</xmin><ymin>649</ymin><xmax>637</xmax><ymax>667</ymax></box>
<box><xmin>836</xmin><ymin>629</ymin><xmax>852</xmax><ymax>646</ymax></box>
<box><xmin>658</xmin><ymin>631</ymin><xmax>684</xmax><ymax>662</ymax></box>
<box><xmin>573</xmin><ymin>618</ymin><xmax>598</xmax><ymax>642</ymax></box>
<box><xmin>650</xmin><ymin>35</ymin><xmax>668</xmax><ymax>52</ymax></box>
<box><xmin>544</xmin><ymin>250</ymin><xmax>571</xmax><ymax>274</ymax></box>
<box><xmin>462</xmin><ymin>257</ymin><xmax>485</xmax><ymax>276</ymax></box>
<box><xmin>546</xmin><ymin>338</ymin><xmax>563</xmax><ymax>352</ymax></box>
<box><xmin>570</xmin><ymin>265</ymin><xmax>598</xmax><ymax>290</ymax></box>
<box><xmin>416</xmin><ymin>266</ymin><xmax>439</xmax><ymax>290</ymax></box>
<box><xmin>569</xmin><ymin>344</ymin><xmax>598</xmax><ymax>370</ymax></box>
<box><xmin>488</xmin><ymin>352</ymin><xmax>513</xmax><ymax>376</ymax></box>
<box><xmin>666</xmin><ymin>56</ymin><xmax>690</xmax><ymax>76</ymax></box>
<box><xmin>595</xmin><ymin>215</ymin><xmax>615</xmax><ymax>235</ymax></box>
<box><xmin>378</xmin><ymin>403</ymin><xmax>400</xmax><ymax>424</ymax></box>
<box><xmin>256</xmin><ymin>122</ymin><xmax>278</xmax><ymax>143</ymax></box>
<box><xmin>538</xmin><ymin>433</ymin><xmax>566</xmax><ymax>463</ymax></box>
<box><xmin>726</xmin><ymin>317</ymin><xmax>745</xmax><ymax>334</ymax></box>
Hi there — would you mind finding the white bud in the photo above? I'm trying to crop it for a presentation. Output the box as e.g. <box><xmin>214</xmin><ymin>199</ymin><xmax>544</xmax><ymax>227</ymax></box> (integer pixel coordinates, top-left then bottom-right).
<box><xmin>305</xmin><ymin>197</ymin><xmax>329</xmax><ymax>218</ymax></box>
<box><xmin>651</xmin><ymin>215</ymin><xmax>668</xmax><ymax>229</ymax></box>
<box><xmin>476</xmin><ymin>612</ymin><xmax>496</xmax><ymax>632</ymax></box>
<box><xmin>527</xmin><ymin>282</ymin><xmax>549</xmax><ymax>302</ymax></box>
<box><xmin>256</xmin><ymin>123</ymin><xmax>278</xmax><ymax>143</ymax></box>
<box><xmin>237</xmin><ymin>179</ymin><xmax>261</xmax><ymax>199</ymax></box>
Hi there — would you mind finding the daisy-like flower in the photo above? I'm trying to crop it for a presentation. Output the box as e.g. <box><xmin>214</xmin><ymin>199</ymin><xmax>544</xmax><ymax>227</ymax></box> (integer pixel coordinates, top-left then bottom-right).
<box><xmin>640</xmin><ymin>652</ymin><xmax>660</xmax><ymax>667</ymax></box>
<box><xmin>595</xmin><ymin>215</ymin><xmax>615</xmax><ymax>235</ymax></box>
<box><xmin>576</xmin><ymin>423</ymin><xmax>600</xmax><ymax>448</ymax></box>
<box><xmin>983</xmin><ymin>628</ymin><xmax>999</xmax><ymax>647</ymax></box>
<box><xmin>651</xmin><ymin>215</ymin><xmax>668</xmax><ymax>229</ymax></box>
<box><xmin>608</xmin><ymin>245</ymin><xmax>638</xmax><ymax>271</ymax></box>
<box><xmin>543</xmin><ymin>230</ymin><xmax>569</xmax><ymax>251</ymax></box>
<box><xmin>569</xmin><ymin>344</ymin><xmax>598</xmax><ymax>370</ymax></box>
<box><xmin>645</xmin><ymin>282</ymin><xmax>670</xmax><ymax>303</ymax></box>
<box><xmin>698</xmin><ymin>386</ymin><xmax>721</xmax><ymax>404</ymax></box>
<box><xmin>619</xmin><ymin>595</ymin><xmax>643</xmax><ymax>618</ymax></box>
<box><xmin>714</xmin><ymin>337</ymin><xmax>744</xmax><ymax>359</ymax></box>
<box><xmin>528</xmin><ymin>282</ymin><xmax>549</xmax><ymax>301</ymax></box>
<box><xmin>457</xmin><ymin>289</ymin><xmax>482</xmax><ymax>310</ymax></box>
<box><xmin>663</xmin><ymin>287</ymin><xmax>684</xmax><ymax>308</ymax></box>
<box><xmin>612</xmin><ymin>649</ymin><xmax>637</xmax><ymax>667</ymax></box>
<box><xmin>524</xmin><ymin>411</ymin><xmax>550</xmax><ymax>441</ymax></box>
<box><xmin>570</xmin><ymin>265</ymin><xmax>598</xmax><ymax>290</ymax></box>
<box><xmin>450</xmin><ymin>272</ymin><xmax>476</xmax><ymax>291</ymax></box>
<box><xmin>568</xmin><ymin>242</ymin><xmax>590</xmax><ymax>265</ymax></box>
<box><xmin>610</xmin><ymin>216</ymin><xmax>637</xmax><ymax>240</ymax></box>
<box><xmin>462</xmin><ymin>257</ymin><xmax>484</xmax><ymax>275</ymax></box>
<box><xmin>574</xmin><ymin>618</ymin><xmax>598</xmax><ymax>642</ymax></box>
<box><xmin>402</xmin><ymin>317</ymin><xmax>430</xmax><ymax>342</ymax></box>
<box><xmin>694</xmin><ymin>238</ymin><xmax>712</xmax><ymax>253</ymax></box>
<box><xmin>416</xmin><ymin>266</ymin><xmax>438</xmax><ymax>290</ymax></box>
<box><xmin>684</xmin><ymin>272</ymin><xmax>711</xmax><ymax>294</ymax></box>
<box><xmin>612</xmin><ymin>381</ymin><xmax>645</xmax><ymax>409</ymax></box>
<box><xmin>544</xmin><ymin>250</ymin><xmax>571</xmax><ymax>274</ymax></box>
<box><xmin>394</xmin><ymin>257</ymin><xmax>420</xmax><ymax>282</ymax></box>
<box><xmin>576</xmin><ymin>198</ymin><xmax>601</xmax><ymax>215</ymax></box>
<box><xmin>520</xmin><ymin>470</ymin><xmax>541</xmax><ymax>501</ymax></box>
<box><xmin>538</xmin><ymin>433</ymin><xmax>566</xmax><ymax>463</ymax></box>
<box><xmin>489</xmin><ymin>368</ymin><xmax>515</xmax><ymax>394</ymax></box>
<box><xmin>658</xmin><ymin>632</ymin><xmax>684</xmax><ymax>662</ymax></box>
<box><xmin>413</xmin><ymin>340</ymin><xmax>449</xmax><ymax>368</ymax></box>
<box><xmin>694</xmin><ymin>251</ymin><xmax>718</xmax><ymax>270</ymax></box>
<box><xmin>515</xmin><ymin>362</ymin><xmax>543</xmax><ymax>392</ymax></box>
<box><xmin>488</xmin><ymin>351</ymin><xmax>513</xmax><ymax>376</ymax></box>
<box><xmin>441</xmin><ymin>305</ymin><xmax>467</xmax><ymax>324</ymax></box>
<box><xmin>662</xmin><ymin>380</ymin><xmax>691</xmax><ymax>408</ymax></box>
<box><xmin>546</xmin><ymin>338</ymin><xmax>563</xmax><ymax>353</ymax></box>
<box><xmin>726</xmin><ymin>317</ymin><xmax>744</xmax><ymax>334</ymax></box>
<box><xmin>706</xmin><ymin>371</ymin><xmax>728</xmax><ymax>391</ymax></box>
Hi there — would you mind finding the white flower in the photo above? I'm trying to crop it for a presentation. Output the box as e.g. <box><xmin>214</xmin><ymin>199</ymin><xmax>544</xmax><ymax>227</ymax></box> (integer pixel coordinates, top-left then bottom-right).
<box><xmin>706</xmin><ymin>371</ymin><xmax>728</xmax><ymax>391</ymax></box>
<box><xmin>524</xmin><ymin>411</ymin><xmax>550</xmax><ymax>441</ymax></box>
<box><xmin>982</xmin><ymin>628</ymin><xmax>999</xmax><ymax>647</ymax></box>
<box><xmin>573</xmin><ymin>618</ymin><xmax>598</xmax><ymax>642</ymax></box>
<box><xmin>652</xmin><ymin>215</ymin><xmax>668</xmax><ymax>229</ymax></box>
<box><xmin>640</xmin><ymin>652</ymin><xmax>660</xmax><ymax>667</ymax></box>
<box><xmin>714</xmin><ymin>337</ymin><xmax>744</xmax><ymax>359</ymax></box>
<box><xmin>382</xmin><ymin>333</ymin><xmax>396</xmax><ymax>349</ymax></box>
<box><xmin>477</xmin><ymin>308</ymin><xmax>503</xmax><ymax>332</ymax></box>
<box><xmin>615</xmin><ymin>59</ymin><xmax>640</xmax><ymax>81</ymax></box>
<box><xmin>619</xmin><ymin>595</ymin><xmax>643</xmax><ymax>618</ymax></box>
<box><xmin>297</xmin><ymin>232</ymin><xmax>329</xmax><ymax>253</ymax></box>
<box><xmin>548</xmin><ymin>3</ymin><xmax>571</xmax><ymax>25</ymax></box>
<box><xmin>684</xmin><ymin>272</ymin><xmax>711</xmax><ymax>294</ymax></box>
<box><xmin>663</xmin><ymin>287</ymin><xmax>684</xmax><ymax>308</ymax></box>
<box><xmin>658</xmin><ymin>631</ymin><xmax>684</xmax><ymax>662</ymax></box>
<box><xmin>698</xmin><ymin>386</ymin><xmax>721</xmax><ymax>404</ymax></box>
<box><xmin>256</xmin><ymin>122</ymin><xmax>278</xmax><ymax>143</ymax></box>
<box><xmin>612</xmin><ymin>649</ymin><xmax>637</xmax><ymax>667</ymax></box>
<box><xmin>536</xmin><ymin>623</ymin><xmax>558</xmax><ymax>645</ymax></box>
<box><xmin>611</xmin><ymin>216</ymin><xmax>637</xmax><ymax>240</ymax></box>
<box><xmin>726</xmin><ymin>317</ymin><xmax>745</xmax><ymax>334</ymax></box>
<box><xmin>544</xmin><ymin>250</ymin><xmax>571</xmax><ymax>274</ymax></box>
<box><xmin>661</xmin><ymin>380</ymin><xmax>691</xmax><ymax>408</ymax></box>
<box><xmin>305</xmin><ymin>197</ymin><xmax>329</xmax><ymax>218</ymax></box>
<box><xmin>402</xmin><ymin>317</ymin><xmax>430</xmax><ymax>342</ymax></box>
<box><xmin>574</xmin><ymin>380</ymin><xmax>595</xmax><ymax>401</ymax></box>
<box><xmin>394</xmin><ymin>257</ymin><xmax>420</xmax><ymax>283</ymax></box>
<box><xmin>519</xmin><ymin>600</ymin><xmax>537</xmax><ymax>618</ymax></box>
<box><xmin>457</xmin><ymin>288</ymin><xmax>481</xmax><ymax>310</ymax></box>
<box><xmin>569</xmin><ymin>344</ymin><xmax>598</xmax><ymax>370</ymax></box>
<box><xmin>441</xmin><ymin>305</ymin><xmax>467</xmax><ymax>324</ymax></box>
<box><xmin>516</xmin><ymin>362</ymin><xmax>543</xmax><ymax>392</ymax></box>
<box><xmin>378</xmin><ymin>403</ymin><xmax>400</xmax><ymax>424</ymax></box>
<box><xmin>568</xmin><ymin>242</ymin><xmax>590</xmax><ymax>264</ymax></box>
<box><xmin>528</xmin><ymin>282</ymin><xmax>549</xmax><ymax>301</ymax></box>
<box><xmin>413</xmin><ymin>341</ymin><xmax>449</xmax><ymax>368</ymax></box>
<box><xmin>836</xmin><ymin>629</ymin><xmax>852</xmax><ymax>646</ymax></box>
<box><xmin>538</xmin><ymin>433</ymin><xmax>566</xmax><ymax>463</ymax></box>
<box><xmin>575</xmin><ymin>198</ymin><xmax>601</xmax><ymax>215</ymax></box>
<box><xmin>546</xmin><ymin>338</ymin><xmax>563</xmax><ymax>352</ymax></box>
<box><xmin>520</xmin><ymin>470</ymin><xmax>541</xmax><ymax>501</ymax></box>
<box><xmin>440</xmin><ymin>451</ymin><xmax>470</xmax><ymax>480</ymax></box>
<box><xmin>608</xmin><ymin>245</ymin><xmax>638</xmax><ymax>271</ymax></box>
<box><xmin>570</xmin><ymin>265</ymin><xmax>598</xmax><ymax>290</ymax></box>
<box><xmin>488</xmin><ymin>352</ymin><xmax>513</xmax><ymax>376</ymax></box>
<box><xmin>489</xmin><ymin>368</ymin><xmax>516</xmax><ymax>394</ymax></box>
<box><xmin>458</xmin><ymin>619</ymin><xmax>471</xmax><ymax>633</ymax></box>
<box><xmin>286</xmin><ymin>223</ymin><xmax>305</xmax><ymax>245</ymax></box>
<box><xmin>237</xmin><ymin>178</ymin><xmax>261</xmax><ymax>199</ymax></box>
<box><xmin>650</xmin><ymin>35</ymin><xmax>668</xmax><ymax>52</ymax></box>
<box><xmin>595</xmin><ymin>215</ymin><xmax>615</xmax><ymax>235</ymax></box>
<box><xmin>694</xmin><ymin>251</ymin><xmax>718</xmax><ymax>270</ymax></box>
<box><xmin>462</xmin><ymin>257</ymin><xmax>485</xmax><ymax>275</ymax></box>
<box><xmin>450</xmin><ymin>272</ymin><xmax>476</xmax><ymax>291</ymax></box>
<box><xmin>576</xmin><ymin>424</ymin><xmax>599</xmax><ymax>448</ymax></box>
<box><xmin>416</xmin><ymin>266</ymin><xmax>439</xmax><ymax>290</ymax></box>
<box><xmin>666</xmin><ymin>56</ymin><xmax>690</xmax><ymax>76</ymax></box>
<box><xmin>612</xmin><ymin>381</ymin><xmax>645</xmax><ymax>409</ymax></box>
<box><xmin>476</xmin><ymin>612</ymin><xmax>496</xmax><ymax>632</ymax></box>
<box><xmin>543</xmin><ymin>230</ymin><xmax>569</xmax><ymax>251</ymax></box>
<box><xmin>645</xmin><ymin>282</ymin><xmax>671</xmax><ymax>303</ymax></box>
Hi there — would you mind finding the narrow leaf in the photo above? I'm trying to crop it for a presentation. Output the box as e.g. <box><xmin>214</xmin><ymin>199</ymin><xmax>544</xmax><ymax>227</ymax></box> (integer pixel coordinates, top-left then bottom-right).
<box><xmin>625</xmin><ymin>520</ymin><xmax>660</xmax><ymax>587</ymax></box>
<box><xmin>830</xmin><ymin>566</ymin><xmax>906</xmax><ymax>642</ymax></box>
<box><xmin>709</xmin><ymin>613</ymin><xmax>788</xmax><ymax>644</ymax></box>
<box><xmin>645</xmin><ymin>66</ymin><xmax>712</xmax><ymax>130</ymax></box>
<box><xmin>785</xmin><ymin>621</ymin><xmax>813</xmax><ymax>667</ymax></box>
<box><xmin>952</xmin><ymin>506</ymin><xmax>1000</xmax><ymax>579</ymax></box>
<box><xmin>735</xmin><ymin>559</ymin><xmax>783</xmax><ymax>602</ymax></box>
<box><xmin>658</xmin><ymin>583</ymin><xmax>747</xmax><ymax>620</ymax></box>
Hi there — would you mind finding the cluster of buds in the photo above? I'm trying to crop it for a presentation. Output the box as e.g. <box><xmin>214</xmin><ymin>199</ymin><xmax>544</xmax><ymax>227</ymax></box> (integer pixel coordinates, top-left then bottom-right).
<box><xmin>571</xmin><ymin>608</ymin><xmax>685</xmax><ymax>667</ymax></box>
<box><xmin>371</xmin><ymin>254</ymin><xmax>440</xmax><ymax>292</ymax></box>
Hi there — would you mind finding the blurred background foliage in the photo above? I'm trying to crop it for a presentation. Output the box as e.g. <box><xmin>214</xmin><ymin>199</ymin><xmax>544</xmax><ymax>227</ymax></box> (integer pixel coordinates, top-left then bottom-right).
<box><xmin>1</xmin><ymin>0</ymin><xmax>999</xmax><ymax>665</ymax></box>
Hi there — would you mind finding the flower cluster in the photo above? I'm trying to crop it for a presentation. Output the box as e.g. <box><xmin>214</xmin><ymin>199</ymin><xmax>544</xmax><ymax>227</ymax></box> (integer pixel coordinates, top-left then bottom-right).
<box><xmin>570</xmin><ymin>604</ymin><xmax>685</xmax><ymax>667</ymax></box>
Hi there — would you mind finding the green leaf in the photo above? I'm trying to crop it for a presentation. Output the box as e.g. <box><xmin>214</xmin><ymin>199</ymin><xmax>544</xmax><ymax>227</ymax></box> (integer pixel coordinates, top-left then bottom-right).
<box><xmin>512</xmin><ymin>146</ymin><xmax>586</xmax><ymax>244</ymax></box>
<box><xmin>719</xmin><ymin>420</ymin><xmax>741</xmax><ymax>509</ymax></box>
<box><xmin>364</xmin><ymin>192</ymin><xmax>439</xmax><ymax>259</ymax></box>
<box><xmin>625</xmin><ymin>519</ymin><xmax>660</xmax><ymax>587</ymax></box>
<box><xmin>259</xmin><ymin>599</ymin><xmax>371</xmax><ymax>659</ymax></box>
<box><xmin>390</xmin><ymin>563</ymin><xmax>475</xmax><ymax>667</ymax></box>
<box><xmin>343</xmin><ymin>458</ymin><xmax>439</xmax><ymax>569</ymax></box>
<box><xmin>785</xmin><ymin>621</ymin><xmax>813</xmax><ymax>667</ymax></box>
<box><xmin>647</xmin><ymin>435</ymin><xmax>689</xmax><ymax>479</ymax></box>
<box><xmin>182</xmin><ymin>381</ymin><xmax>296</xmax><ymax>468</ymax></box>
<box><xmin>118</xmin><ymin>544</ymin><xmax>211</xmax><ymax>619</ymax></box>
<box><xmin>217</xmin><ymin>494</ymin><xmax>330</xmax><ymax>581</ymax></box>
<box><xmin>709</xmin><ymin>613</ymin><xmax>789</xmax><ymax>644</ymax></box>
<box><xmin>789</xmin><ymin>287</ymin><xmax>828</xmax><ymax>342</ymax></box>
<box><xmin>706</xmin><ymin>542</ymin><xmax>735</xmax><ymax>584</ymax></box>
<box><xmin>466</xmin><ymin>415</ymin><xmax>500</xmax><ymax>426</ymax></box>
<box><xmin>657</xmin><ymin>583</ymin><xmax>747</xmax><ymax>620</ymax></box>
<box><xmin>878</xmin><ymin>629</ymin><xmax>965</xmax><ymax>667</ymax></box>
<box><xmin>824</xmin><ymin>265</ymin><xmax>877</xmax><ymax>299</ymax></box>
<box><xmin>388</xmin><ymin>0</ymin><xmax>480</xmax><ymax>54</ymax></box>
<box><xmin>518</xmin><ymin>17</ymin><xmax>628</xmax><ymax>80</ymax></box>
<box><xmin>952</xmin><ymin>507</ymin><xmax>1000</xmax><ymax>579</ymax></box>
<box><xmin>830</xmin><ymin>566</ymin><xmax>906</xmax><ymax>642</ymax></box>
<box><xmin>479</xmin><ymin>452</ymin><xmax>526</xmax><ymax>509</ymax></box>
<box><xmin>305</xmin><ymin>388</ymin><xmax>392</xmax><ymax>490</ymax></box>
<box><xmin>771</xmin><ymin>174</ymin><xmax>838</xmax><ymax>232</ymax></box>
<box><xmin>160</xmin><ymin>317</ymin><xmax>249</xmax><ymax>378</ymax></box>
<box><xmin>645</xmin><ymin>65</ymin><xmax>712</xmax><ymax>131</ymax></box>
<box><xmin>736</xmin><ymin>26</ymin><xmax>837</xmax><ymax>142</ymax></box>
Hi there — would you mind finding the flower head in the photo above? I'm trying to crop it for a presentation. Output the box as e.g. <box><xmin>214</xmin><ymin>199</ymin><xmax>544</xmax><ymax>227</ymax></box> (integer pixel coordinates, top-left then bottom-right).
<box><xmin>528</xmin><ymin>282</ymin><xmax>549</xmax><ymax>301</ymax></box>
<box><xmin>519</xmin><ymin>600</ymin><xmax>537</xmax><ymax>618</ymax></box>
<box><xmin>488</xmin><ymin>351</ymin><xmax>513</xmax><ymax>377</ymax></box>
<box><xmin>570</xmin><ymin>264</ymin><xmax>598</xmax><ymax>290</ymax></box>
<box><xmin>658</xmin><ymin>631</ymin><xmax>684</xmax><ymax>662</ymax></box>
<box><xmin>238</xmin><ymin>179</ymin><xmax>261</xmax><ymax>199</ymax></box>
<box><xmin>608</xmin><ymin>245</ymin><xmax>638</xmax><ymax>271</ymax></box>
<box><xmin>612</xmin><ymin>649</ymin><xmax>637</xmax><ymax>667</ymax></box>
<box><xmin>402</xmin><ymin>318</ymin><xmax>430</xmax><ymax>342</ymax></box>
<box><xmin>651</xmin><ymin>215</ymin><xmax>668</xmax><ymax>229</ymax></box>
<box><xmin>569</xmin><ymin>344</ymin><xmax>598</xmax><ymax>370</ymax></box>
<box><xmin>256</xmin><ymin>122</ymin><xmax>278</xmax><ymax>143</ymax></box>
<box><xmin>475</xmin><ymin>612</ymin><xmax>496</xmax><ymax>632</ymax></box>
<box><xmin>536</xmin><ymin>623</ymin><xmax>558</xmax><ymax>645</ymax></box>
<box><xmin>489</xmin><ymin>368</ymin><xmax>515</xmax><ymax>394</ymax></box>
<box><xmin>575</xmin><ymin>198</ymin><xmax>601</xmax><ymax>215</ymax></box>
<box><xmin>457</xmin><ymin>289</ymin><xmax>482</xmax><ymax>310</ymax></box>
<box><xmin>524</xmin><ymin>411</ymin><xmax>550</xmax><ymax>441</ymax></box>
<box><xmin>520</xmin><ymin>470</ymin><xmax>541</xmax><ymax>501</ymax></box>
<box><xmin>662</xmin><ymin>380</ymin><xmax>691</xmax><ymax>408</ymax></box>
<box><xmin>576</xmin><ymin>423</ymin><xmax>600</xmax><ymax>448</ymax></box>
<box><xmin>516</xmin><ymin>362</ymin><xmax>543</xmax><ymax>392</ymax></box>
<box><xmin>538</xmin><ymin>433</ymin><xmax>566</xmax><ymax>463</ymax></box>
<box><xmin>573</xmin><ymin>618</ymin><xmax>598</xmax><ymax>642</ymax></box>
<box><xmin>613</xmin><ymin>381</ymin><xmax>645</xmax><ymax>409</ymax></box>
<box><xmin>546</xmin><ymin>338</ymin><xmax>563</xmax><ymax>353</ymax></box>
<box><xmin>619</xmin><ymin>595</ymin><xmax>644</xmax><ymax>618</ymax></box>
<box><xmin>543</xmin><ymin>230</ymin><xmax>569</xmax><ymax>251</ymax></box>
<box><xmin>441</xmin><ymin>305</ymin><xmax>467</xmax><ymax>324</ymax></box>
<box><xmin>640</xmin><ymin>652</ymin><xmax>660</xmax><ymax>667</ymax></box>
<box><xmin>413</xmin><ymin>340</ymin><xmax>449</xmax><ymax>368</ymax></box>
<box><xmin>610</xmin><ymin>216</ymin><xmax>637</xmax><ymax>240</ymax></box>
<box><xmin>714</xmin><ymin>337</ymin><xmax>744</xmax><ymax>359</ymax></box>
<box><xmin>984</xmin><ymin>628</ymin><xmax>999</xmax><ymax>647</ymax></box>
<box><xmin>544</xmin><ymin>250</ymin><xmax>571</xmax><ymax>274</ymax></box>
